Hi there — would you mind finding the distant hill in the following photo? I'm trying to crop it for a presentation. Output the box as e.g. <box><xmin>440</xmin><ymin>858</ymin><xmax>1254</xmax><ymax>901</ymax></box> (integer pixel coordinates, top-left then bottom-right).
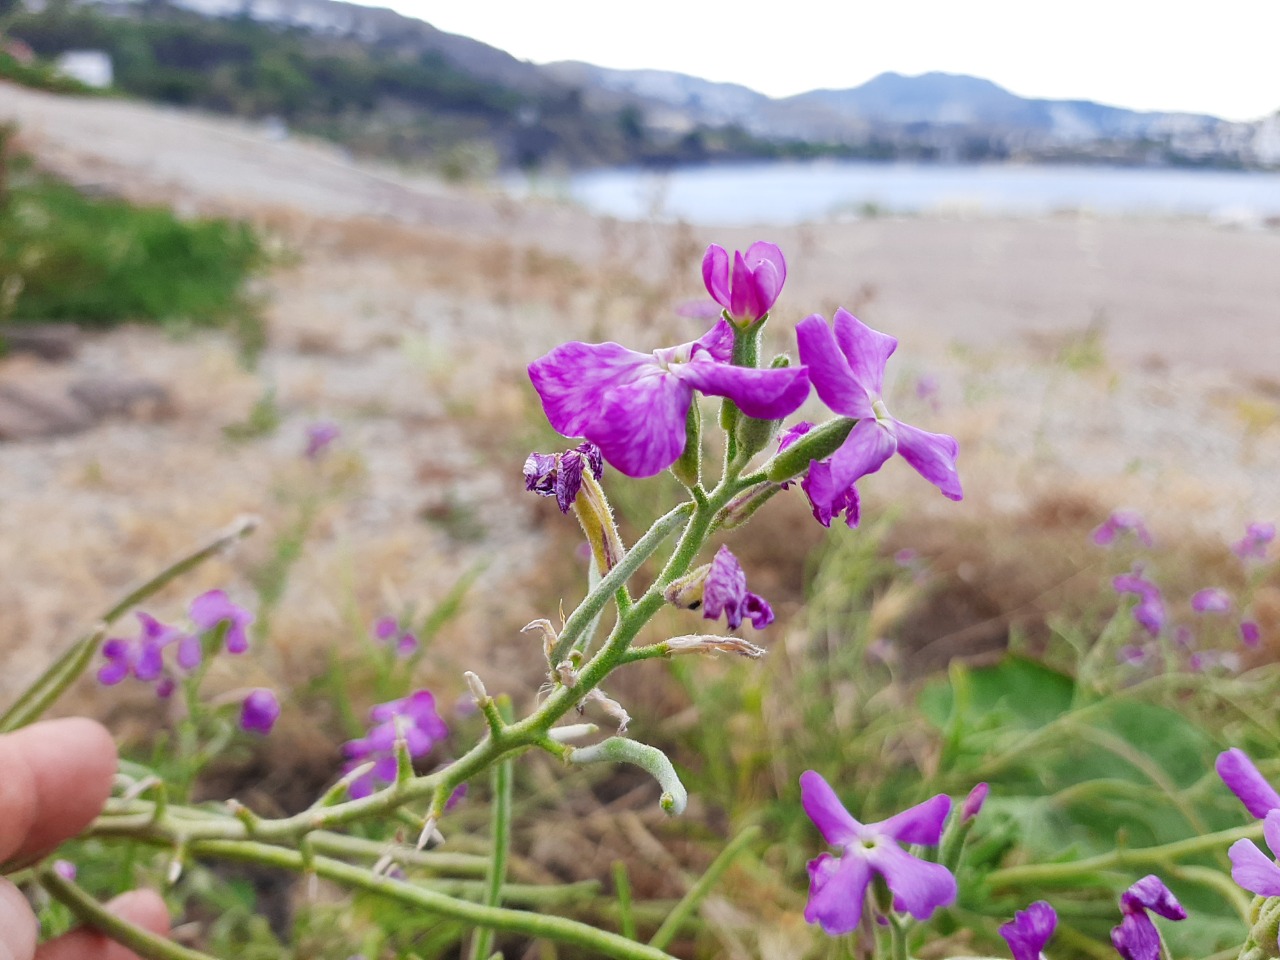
<box><xmin>8</xmin><ymin>0</ymin><xmax>1279</xmax><ymax>170</ymax></box>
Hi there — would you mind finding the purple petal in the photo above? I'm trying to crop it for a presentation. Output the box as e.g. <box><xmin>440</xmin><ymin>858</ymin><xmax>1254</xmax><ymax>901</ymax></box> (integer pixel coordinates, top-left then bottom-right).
<box><xmin>346</xmin><ymin>772</ymin><xmax>375</xmax><ymax>800</ymax></box>
<box><xmin>827</xmin><ymin>418</ymin><xmax>896</xmax><ymax>491</ymax></box>
<box><xmin>1191</xmin><ymin>588</ymin><xmax>1232</xmax><ymax>614</ymax></box>
<box><xmin>691</xmin><ymin>319</ymin><xmax>735</xmax><ymax>363</ymax></box>
<box><xmin>1111</xmin><ymin>912</ymin><xmax>1161</xmax><ymax>960</ymax></box>
<box><xmin>893</xmin><ymin>419</ymin><xmax>962</xmax><ymax>501</ymax></box>
<box><xmin>873</xmin><ymin>793</ymin><xmax>952</xmax><ymax>845</ymax></box>
<box><xmin>701</xmin><ymin>244</ymin><xmax>731</xmax><ymax>309</ymax></box>
<box><xmin>97</xmin><ymin>657</ymin><xmax>129</xmax><ymax>686</ymax></box>
<box><xmin>527</xmin><ymin>340</ymin><xmax>654</xmax><ymax>440</ymax></box>
<box><xmin>1000</xmin><ymin>901</ymin><xmax>1057</xmax><ymax>960</ymax></box>
<box><xmin>1216</xmin><ymin>748</ymin><xmax>1280</xmax><ymax>819</ymax></box>
<box><xmin>175</xmin><ymin>634</ymin><xmax>202</xmax><ymax>672</ymax></box>
<box><xmin>1241</xmin><ymin>621</ymin><xmax>1261</xmax><ymax>647</ymax></box>
<box><xmin>673</xmin><ymin>356</ymin><xmax>810</xmax><ymax>421</ymax></box>
<box><xmin>239</xmin><ymin>688</ymin><xmax>281</xmax><ymax>735</ymax></box>
<box><xmin>804</xmin><ymin>853</ymin><xmax>871</xmax><ymax>935</ymax></box>
<box><xmin>961</xmin><ymin>783</ymin><xmax>989</xmax><ymax>822</ymax></box>
<box><xmin>777</xmin><ymin>421</ymin><xmax>814</xmax><ymax>453</ymax></box>
<box><xmin>796</xmin><ymin>313</ymin><xmax>876</xmax><ymax>418</ymax></box>
<box><xmin>743</xmin><ymin>592</ymin><xmax>774</xmax><ymax>629</ymax></box>
<box><xmin>799</xmin><ymin>770</ymin><xmax>861</xmax><ymax>846</ymax></box>
<box><xmin>591</xmin><ymin>373</ymin><xmax>692</xmax><ymax>478</ymax></box>
<box><xmin>1267</xmin><ymin>809</ymin><xmax>1280</xmax><ymax>859</ymax></box>
<box><xmin>832</xmin><ymin>308</ymin><xmax>898</xmax><ymax>399</ymax></box>
<box><xmin>1122</xmin><ymin>875</ymin><xmax>1186</xmax><ymax>920</ymax></box>
<box><xmin>1134</xmin><ymin>596</ymin><xmax>1166</xmax><ymax>637</ymax></box>
<box><xmin>865</xmin><ymin>841</ymin><xmax>957</xmax><ymax>920</ymax></box>
<box><xmin>134</xmin><ymin>639</ymin><xmax>167</xmax><ymax>681</ymax></box>
<box><xmin>373</xmin><ymin>616</ymin><xmax>398</xmax><ymax>641</ymax></box>
<box><xmin>800</xmin><ymin>461</ymin><xmax>861</xmax><ymax>528</ymax></box>
<box><xmin>1230</xmin><ymin>837</ymin><xmax>1280</xmax><ymax>896</ymax></box>
<box><xmin>728</xmin><ymin>250</ymin><xmax>752</xmax><ymax>320</ymax></box>
<box><xmin>745</xmin><ymin>241</ymin><xmax>786</xmax><ymax>297</ymax></box>
<box><xmin>702</xmin><ymin>546</ymin><xmax>748</xmax><ymax>631</ymax></box>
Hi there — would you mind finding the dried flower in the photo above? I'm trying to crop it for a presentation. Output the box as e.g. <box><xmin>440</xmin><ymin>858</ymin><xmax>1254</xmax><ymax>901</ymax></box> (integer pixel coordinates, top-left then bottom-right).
<box><xmin>523</xmin><ymin>442</ymin><xmax>603</xmax><ymax>514</ymax></box>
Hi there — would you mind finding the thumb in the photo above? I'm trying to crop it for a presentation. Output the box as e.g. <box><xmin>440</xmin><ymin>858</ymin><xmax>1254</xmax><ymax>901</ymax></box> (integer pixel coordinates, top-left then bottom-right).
<box><xmin>35</xmin><ymin>890</ymin><xmax>171</xmax><ymax>960</ymax></box>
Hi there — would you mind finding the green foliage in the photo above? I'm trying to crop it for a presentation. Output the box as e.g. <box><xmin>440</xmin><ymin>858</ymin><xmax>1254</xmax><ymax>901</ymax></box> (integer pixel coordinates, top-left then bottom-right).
<box><xmin>0</xmin><ymin>49</ymin><xmax>97</xmax><ymax>93</ymax></box>
<box><xmin>0</xmin><ymin>155</ymin><xmax>263</xmax><ymax>333</ymax></box>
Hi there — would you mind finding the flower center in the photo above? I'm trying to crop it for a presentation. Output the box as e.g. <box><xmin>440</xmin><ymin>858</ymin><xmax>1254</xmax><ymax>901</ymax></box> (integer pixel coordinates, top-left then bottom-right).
<box><xmin>871</xmin><ymin>398</ymin><xmax>892</xmax><ymax>425</ymax></box>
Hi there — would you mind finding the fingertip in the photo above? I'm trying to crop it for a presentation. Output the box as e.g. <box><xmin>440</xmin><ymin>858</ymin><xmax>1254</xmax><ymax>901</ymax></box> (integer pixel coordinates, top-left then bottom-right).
<box><xmin>104</xmin><ymin>890</ymin><xmax>170</xmax><ymax>937</ymax></box>
<box><xmin>33</xmin><ymin>890</ymin><xmax>171</xmax><ymax>960</ymax></box>
<box><xmin>0</xmin><ymin>879</ymin><xmax>38</xmax><ymax>960</ymax></box>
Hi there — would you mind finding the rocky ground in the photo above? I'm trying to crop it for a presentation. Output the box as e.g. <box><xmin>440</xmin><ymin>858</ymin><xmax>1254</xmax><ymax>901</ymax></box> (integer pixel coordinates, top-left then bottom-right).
<box><xmin>2</xmin><ymin>80</ymin><xmax>1278</xmax><ymax>710</ymax></box>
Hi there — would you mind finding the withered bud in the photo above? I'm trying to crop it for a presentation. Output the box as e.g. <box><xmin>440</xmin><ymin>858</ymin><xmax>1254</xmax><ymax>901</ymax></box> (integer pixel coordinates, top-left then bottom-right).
<box><xmin>664</xmin><ymin>634</ymin><xmax>766</xmax><ymax>659</ymax></box>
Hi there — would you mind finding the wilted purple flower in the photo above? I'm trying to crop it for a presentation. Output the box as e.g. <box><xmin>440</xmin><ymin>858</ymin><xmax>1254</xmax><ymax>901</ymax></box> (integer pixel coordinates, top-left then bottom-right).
<box><xmin>1092</xmin><ymin>510</ymin><xmax>1154</xmax><ymax>548</ymax></box>
<box><xmin>523</xmin><ymin>442</ymin><xmax>604</xmax><ymax>514</ymax></box>
<box><xmin>1110</xmin><ymin>875</ymin><xmax>1186</xmax><ymax>960</ymax></box>
<box><xmin>795</xmin><ymin>310</ymin><xmax>962</xmax><ymax>525</ymax></box>
<box><xmin>961</xmin><ymin>782</ymin><xmax>989</xmax><ymax>822</ymax></box>
<box><xmin>240</xmin><ymin>688</ymin><xmax>281</xmax><ymax>735</ymax></box>
<box><xmin>1233</xmin><ymin>522</ymin><xmax>1275</xmax><ymax>560</ymax></box>
<box><xmin>701</xmin><ymin>242</ymin><xmax>786</xmax><ymax>328</ymax></box>
<box><xmin>1241</xmin><ymin>621</ymin><xmax>1261</xmax><ymax>647</ymax></box>
<box><xmin>343</xmin><ymin>690</ymin><xmax>448</xmax><ymax>799</ymax></box>
<box><xmin>1000</xmin><ymin>901</ymin><xmax>1057</xmax><ymax>960</ymax></box>
<box><xmin>189</xmin><ymin>590</ymin><xmax>254</xmax><ymax>654</ymax></box>
<box><xmin>52</xmin><ymin>860</ymin><xmax>77</xmax><ymax>882</ymax></box>
<box><xmin>528</xmin><ymin>320</ymin><xmax>810</xmax><ymax>478</ymax></box>
<box><xmin>97</xmin><ymin>612</ymin><xmax>182</xmax><ymax>685</ymax></box>
<box><xmin>702</xmin><ymin>546</ymin><xmax>774</xmax><ymax>631</ymax></box>
<box><xmin>1113</xmin><ymin>568</ymin><xmax>1165</xmax><ymax>636</ymax></box>
<box><xmin>304</xmin><ymin>421</ymin><xmax>340</xmax><ymax>459</ymax></box>
<box><xmin>1191</xmin><ymin>588</ymin><xmax>1232</xmax><ymax>614</ymax></box>
<box><xmin>1216</xmin><ymin>748</ymin><xmax>1280</xmax><ymax>819</ymax></box>
<box><xmin>372</xmin><ymin>616</ymin><xmax>419</xmax><ymax>658</ymax></box>
<box><xmin>800</xmin><ymin>770</ymin><xmax>956</xmax><ymax>935</ymax></box>
<box><xmin>1229</xmin><ymin>809</ymin><xmax>1280</xmax><ymax>898</ymax></box>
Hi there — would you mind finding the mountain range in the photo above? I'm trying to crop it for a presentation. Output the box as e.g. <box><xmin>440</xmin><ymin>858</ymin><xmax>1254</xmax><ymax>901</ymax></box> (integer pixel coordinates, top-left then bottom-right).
<box><xmin>10</xmin><ymin>0</ymin><xmax>1280</xmax><ymax>170</ymax></box>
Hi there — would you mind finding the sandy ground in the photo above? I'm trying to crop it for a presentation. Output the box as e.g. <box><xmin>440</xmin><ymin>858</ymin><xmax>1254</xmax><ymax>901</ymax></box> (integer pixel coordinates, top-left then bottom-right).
<box><xmin>2</xmin><ymin>81</ymin><xmax>1278</xmax><ymax>704</ymax></box>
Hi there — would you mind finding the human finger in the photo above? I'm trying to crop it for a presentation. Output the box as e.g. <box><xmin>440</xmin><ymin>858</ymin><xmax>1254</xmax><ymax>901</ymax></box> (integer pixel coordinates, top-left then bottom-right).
<box><xmin>34</xmin><ymin>890</ymin><xmax>170</xmax><ymax>960</ymax></box>
<box><xmin>0</xmin><ymin>877</ymin><xmax>39</xmax><ymax>960</ymax></box>
<box><xmin>0</xmin><ymin>719</ymin><xmax>117</xmax><ymax>865</ymax></box>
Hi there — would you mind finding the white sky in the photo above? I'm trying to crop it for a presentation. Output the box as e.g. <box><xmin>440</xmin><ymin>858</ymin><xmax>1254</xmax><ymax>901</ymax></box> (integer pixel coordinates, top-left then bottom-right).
<box><xmin>381</xmin><ymin>1</ymin><xmax>1280</xmax><ymax>122</ymax></box>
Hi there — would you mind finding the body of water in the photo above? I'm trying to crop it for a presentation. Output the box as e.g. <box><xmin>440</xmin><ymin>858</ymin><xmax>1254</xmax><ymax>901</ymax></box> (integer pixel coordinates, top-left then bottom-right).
<box><xmin>512</xmin><ymin>161</ymin><xmax>1280</xmax><ymax>225</ymax></box>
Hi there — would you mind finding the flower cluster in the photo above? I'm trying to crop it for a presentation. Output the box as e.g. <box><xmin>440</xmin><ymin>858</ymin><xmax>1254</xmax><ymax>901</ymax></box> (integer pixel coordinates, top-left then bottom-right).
<box><xmin>372</xmin><ymin>616</ymin><xmax>419</xmax><ymax>658</ymax></box>
<box><xmin>343</xmin><ymin>690</ymin><xmax>449</xmax><ymax>799</ymax></box>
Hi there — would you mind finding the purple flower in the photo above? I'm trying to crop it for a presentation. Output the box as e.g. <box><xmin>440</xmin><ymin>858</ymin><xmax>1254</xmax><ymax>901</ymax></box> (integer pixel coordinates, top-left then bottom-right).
<box><xmin>800</xmin><ymin>770</ymin><xmax>956</xmax><ymax>935</ymax></box>
<box><xmin>1216</xmin><ymin>748</ymin><xmax>1280</xmax><ymax>819</ymax></box>
<box><xmin>701</xmin><ymin>242</ymin><xmax>786</xmax><ymax>328</ymax></box>
<box><xmin>1229</xmin><ymin>809</ymin><xmax>1280</xmax><ymax>897</ymax></box>
<box><xmin>528</xmin><ymin>320</ymin><xmax>810</xmax><ymax>478</ymax></box>
<box><xmin>343</xmin><ymin>690</ymin><xmax>448</xmax><ymax>799</ymax></box>
<box><xmin>189</xmin><ymin>590</ymin><xmax>254</xmax><ymax>654</ymax></box>
<box><xmin>795</xmin><ymin>310</ymin><xmax>962</xmax><ymax>524</ymax></box>
<box><xmin>97</xmin><ymin>612</ymin><xmax>181</xmax><ymax>685</ymax></box>
<box><xmin>445</xmin><ymin>783</ymin><xmax>468</xmax><ymax>811</ymax></box>
<box><xmin>1233</xmin><ymin>522</ymin><xmax>1275</xmax><ymax>560</ymax></box>
<box><xmin>52</xmin><ymin>860</ymin><xmax>77</xmax><ymax>882</ymax></box>
<box><xmin>1191</xmin><ymin>588</ymin><xmax>1232</xmax><ymax>614</ymax></box>
<box><xmin>1000</xmin><ymin>901</ymin><xmax>1057</xmax><ymax>960</ymax></box>
<box><xmin>701</xmin><ymin>546</ymin><xmax>774</xmax><ymax>631</ymax></box>
<box><xmin>961</xmin><ymin>782</ymin><xmax>989</xmax><ymax>822</ymax></box>
<box><xmin>1092</xmin><ymin>510</ymin><xmax>1154</xmax><ymax>548</ymax></box>
<box><xmin>1241</xmin><ymin>621</ymin><xmax>1261</xmax><ymax>647</ymax></box>
<box><xmin>1110</xmin><ymin>876</ymin><xmax>1186</xmax><ymax>960</ymax></box>
<box><xmin>372</xmin><ymin>617</ymin><xmax>419</xmax><ymax>658</ymax></box>
<box><xmin>523</xmin><ymin>442</ymin><xmax>604</xmax><ymax>514</ymax></box>
<box><xmin>240</xmin><ymin>689</ymin><xmax>281</xmax><ymax>735</ymax></box>
<box><xmin>304</xmin><ymin>421</ymin><xmax>340</xmax><ymax>459</ymax></box>
<box><xmin>1117</xmin><ymin>644</ymin><xmax>1148</xmax><ymax>666</ymax></box>
<box><xmin>1113</xmin><ymin>568</ymin><xmax>1165</xmax><ymax>636</ymax></box>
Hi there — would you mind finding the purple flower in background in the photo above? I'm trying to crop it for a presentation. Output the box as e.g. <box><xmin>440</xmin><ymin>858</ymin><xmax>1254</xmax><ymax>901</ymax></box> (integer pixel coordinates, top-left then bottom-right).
<box><xmin>1241</xmin><ymin>621</ymin><xmax>1261</xmax><ymax>647</ymax></box>
<box><xmin>1216</xmin><ymin>748</ymin><xmax>1280</xmax><ymax>819</ymax></box>
<box><xmin>1229</xmin><ymin>809</ymin><xmax>1280</xmax><ymax>899</ymax></box>
<box><xmin>52</xmin><ymin>860</ymin><xmax>77</xmax><ymax>882</ymax></box>
<box><xmin>1233</xmin><ymin>522</ymin><xmax>1275</xmax><ymax>560</ymax></box>
<box><xmin>800</xmin><ymin>770</ymin><xmax>956</xmax><ymax>935</ymax></box>
<box><xmin>190</xmin><ymin>590</ymin><xmax>254</xmax><ymax>654</ymax></box>
<box><xmin>97</xmin><ymin>612</ymin><xmax>181</xmax><ymax>685</ymax></box>
<box><xmin>343</xmin><ymin>690</ymin><xmax>448</xmax><ymax>798</ymax></box>
<box><xmin>1092</xmin><ymin>510</ymin><xmax>1154</xmax><ymax>548</ymax></box>
<box><xmin>523</xmin><ymin>442</ymin><xmax>604</xmax><ymax>514</ymax></box>
<box><xmin>915</xmin><ymin>375</ymin><xmax>941</xmax><ymax>413</ymax></box>
<box><xmin>1110</xmin><ymin>875</ymin><xmax>1186</xmax><ymax>960</ymax></box>
<box><xmin>702</xmin><ymin>546</ymin><xmax>774</xmax><ymax>631</ymax></box>
<box><xmin>240</xmin><ymin>689</ymin><xmax>281</xmax><ymax>735</ymax></box>
<box><xmin>528</xmin><ymin>320</ymin><xmax>810</xmax><ymax>478</ymax></box>
<box><xmin>1117</xmin><ymin>644</ymin><xmax>1148</xmax><ymax>667</ymax></box>
<box><xmin>701</xmin><ymin>242</ymin><xmax>786</xmax><ymax>328</ymax></box>
<box><xmin>796</xmin><ymin>310</ymin><xmax>962</xmax><ymax>524</ymax></box>
<box><xmin>1000</xmin><ymin>901</ymin><xmax>1057</xmax><ymax>960</ymax></box>
<box><xmin>1191</xmin><ymin>588</ymin><xmax>1232</xmax><ymax>614</ymax></box>
<box><xmin>372</xmin><ymin>617</ymin><xmax>419</xmax><ymax>658</ymax></box>
<box><xmin>304</xmin><ymin>421</ymin><xmax>340</xmax><ymax>459</ymax></box>
<box><xmin>445</xmin><ymin>783</ymin><xmax>468</xmax><ymax>811</ymax></box>
<box><xmin>1113</xmin><ymin>568</ymin><xmax>1165</xmax><ymax>636</ymax></box>
<box><xmin>673</xmin><ymin>298</ymin><xmax>725</xmax><ymax>322</ymax></box>
<box><xmin>962</xmin><ymin>782</ymin><xmax>989</xmax><ymax>822</ymax></box>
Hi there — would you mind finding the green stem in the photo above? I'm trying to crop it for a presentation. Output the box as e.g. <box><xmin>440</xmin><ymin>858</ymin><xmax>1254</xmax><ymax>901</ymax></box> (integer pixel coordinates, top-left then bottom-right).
<box><xmin>39</xmin><ymin>867</ymin><xmax>217</xmax><ymax>960</ymax></box>
<box><xmin>194</xmin><ymin>839</ymin><xmax>680</xmax><ymax>960</ymax></box>
<box><xmin>0</xmin><ymin>515</ymin><xmax>258</xmax><ymax>732</ymax></box>
<box><xmin>470</xmin><ymin>708</ymin><xmax>514</xmax><ymax>960</ymax></box>
<box><xmin>986</xmin><ymin>821</ymin><xmax>1261</xmax><ymax>888</ymax></box>
<box><xmin>648</xmin><ymin>825</ymin><xmax>759</xmax><ymax>950</ymax></box>
<box><xmin>613</xmin><ymin>860</ymin><xmax>637</xmax><ymax>941</ymax></box>
<box><xmin>886</xmin><ymin>912</ymin><xmax>911</xmax><ymax>960</ymax></box>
